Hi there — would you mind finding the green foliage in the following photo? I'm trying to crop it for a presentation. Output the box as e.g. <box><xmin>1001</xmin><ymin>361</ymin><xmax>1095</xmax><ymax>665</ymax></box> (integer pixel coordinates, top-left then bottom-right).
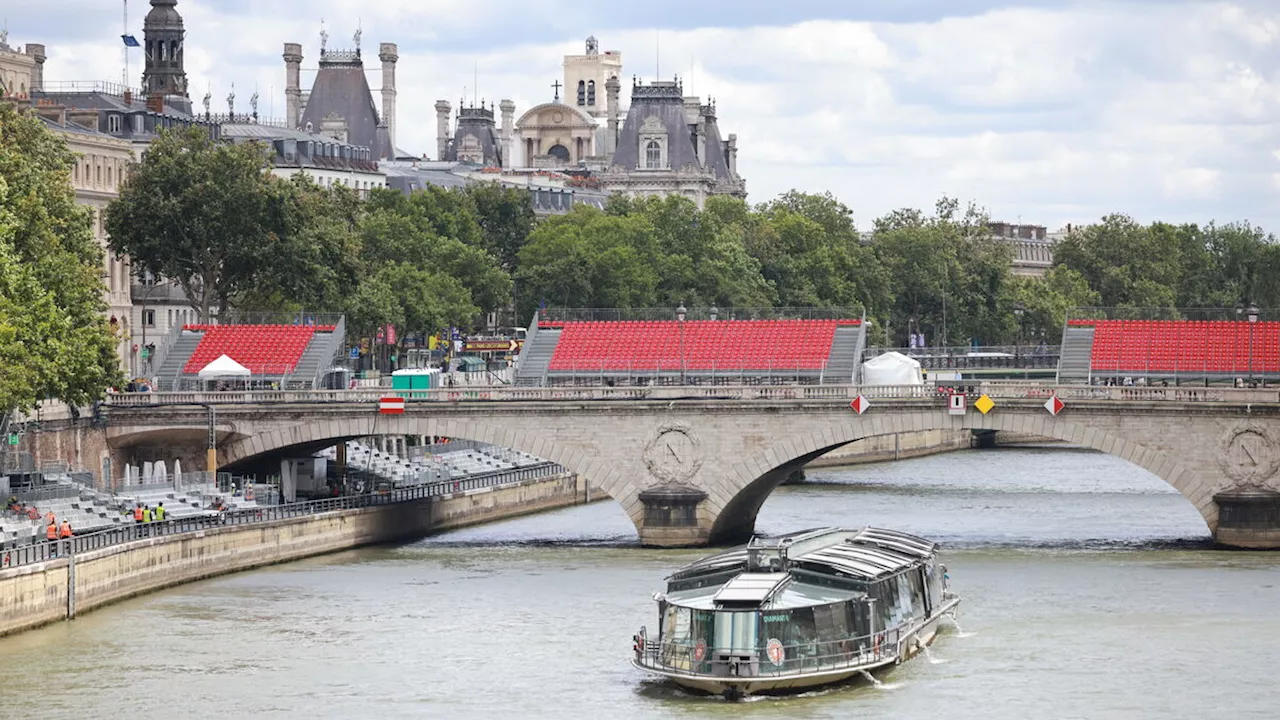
<box><xmin>105</xmin><ymin>127</ymin><xmax>287</xmax><ymax>320</ymax></box>
<box><xmin>0</xmin><ymin>104</ymin><xmax>120</xmax><ymax>410</ymax></box>
<box><xmin>462</xmin><ymin>182</ymin><xmax>537</xmax><ymax>273</ymax></box>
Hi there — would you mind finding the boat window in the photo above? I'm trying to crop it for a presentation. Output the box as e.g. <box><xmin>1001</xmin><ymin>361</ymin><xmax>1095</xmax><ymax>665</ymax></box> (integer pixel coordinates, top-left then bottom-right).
<box><xmin>662</xmin><ymin>604</ymin><xmax>691</xmax><ymax>645</ymax></box>
<box><xmin>713</xmin><ymin>611</ymin><xmax>758</xmax><ymax>656</ymax></box>
<box><xmin>895</xmin><ymin>573</ymin><xmax>915</xmax><ymax>624</ymax></box>
<box><xmin>813</xmin><ymin>602</ymin><xmax>849</xmax><ymax>644</ymax></box>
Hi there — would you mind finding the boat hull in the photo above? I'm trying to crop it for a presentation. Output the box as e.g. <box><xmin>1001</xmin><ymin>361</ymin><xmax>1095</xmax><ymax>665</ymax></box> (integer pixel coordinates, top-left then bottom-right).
<box><xmin>638</xmin><ymin>597</ymin><xmax>960</xmax><ymax>697</ymax></box>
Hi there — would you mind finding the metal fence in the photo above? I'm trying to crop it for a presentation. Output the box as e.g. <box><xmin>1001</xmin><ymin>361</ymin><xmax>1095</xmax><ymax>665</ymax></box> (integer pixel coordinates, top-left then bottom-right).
<box><xmin>1068</xmin><ymin>306</ymin><xmax>1280</xmax><ymax>322</ymax></box>
<box><xmin>539</xmin><ymin>306</ymin><xmax>865</xmax><ymax>322</ymax></box>
<box><xmin>864</xmin><ymin>346</ymin><xmax>1061</xmax><ymax>370</ymax></box>
<box><xmin>1</xmin><ymin>467</ymin><xmax>571</xmax><ymax>568</ymax></box>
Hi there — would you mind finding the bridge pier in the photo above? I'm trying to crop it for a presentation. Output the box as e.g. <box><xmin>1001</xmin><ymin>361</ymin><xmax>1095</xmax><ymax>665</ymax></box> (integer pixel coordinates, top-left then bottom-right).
<box><xmin>636</xmin><ymin>485</ymin><xmax>709</xmax><ymax>547</ymax></box>
<box><xmin>1213</xmin><ymin>489</ymin><xmax>1280</xmax><ymax>549</ymax></box>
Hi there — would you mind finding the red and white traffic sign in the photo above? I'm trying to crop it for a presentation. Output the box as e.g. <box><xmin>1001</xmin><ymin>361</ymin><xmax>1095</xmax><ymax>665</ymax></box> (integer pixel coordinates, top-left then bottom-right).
<box><xmin>1044</xmin><ymin>394</ymin><xmax>1065</xmax><ymax>416</ymax></box>
<box><xmin>378</xmin><ymin>396</ymin><xmax>405</xmax><ymax>415</ymax></box>
<box><xmin>850</xmin><ymin>395</ymin><xmax>871</xmax><ymax>415</ymax></box>
<box><xmin>948</xmin><ymin>392</ymin><xmax>966</xmax><ymax>415</ymax></box>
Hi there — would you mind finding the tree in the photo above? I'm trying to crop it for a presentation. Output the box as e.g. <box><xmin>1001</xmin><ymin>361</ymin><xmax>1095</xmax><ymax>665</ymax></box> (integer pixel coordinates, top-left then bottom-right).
<box><xmin>105</xmin><ymin>127</ymin><xmax>288</xmax><ymax>320</ymax></box>
<box><xmin>1051</xmin><ymin>214</ymin><xmax>1181</xmax><ymax>309</ymax></box>
<box><xmin>0</xmin><ymin>104</ymin><xmax>119</xmax><ymax>411</ymax></box>
<box><xmin>463</xmin><ymin>182</ymin><xmax>537</xmax><ymax>273</ymax></box>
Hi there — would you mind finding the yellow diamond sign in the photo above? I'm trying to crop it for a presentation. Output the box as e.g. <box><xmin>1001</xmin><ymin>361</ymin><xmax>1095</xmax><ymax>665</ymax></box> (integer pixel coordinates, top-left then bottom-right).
<box><xmin>974</xmin><ymin>394</ymin><xmax>995</xmax><ymax>415</ymax></box>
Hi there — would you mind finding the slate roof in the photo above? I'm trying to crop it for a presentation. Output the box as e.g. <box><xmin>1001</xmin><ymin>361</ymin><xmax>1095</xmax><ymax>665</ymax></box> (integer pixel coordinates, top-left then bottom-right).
<box><xmin>445</xmin><ymin>107</ymin><xmax>503</xmax><ymax>166</ymax></box>
<box><xmin>610</xmin><ymin>81</ymin><xmax>700</xmax><ymax>172</ymax></box>
<box><xmin>299</xmin><ymin>52</ymin><xmax>392</xmax><ymax>159</ymax></box>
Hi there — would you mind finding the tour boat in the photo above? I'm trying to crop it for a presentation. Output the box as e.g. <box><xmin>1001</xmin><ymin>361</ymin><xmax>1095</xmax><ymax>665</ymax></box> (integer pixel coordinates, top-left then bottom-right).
<box><xmin>631</xmin><ymin>527</ymin><xmax>959</xmax><ymax>699</ymax></box>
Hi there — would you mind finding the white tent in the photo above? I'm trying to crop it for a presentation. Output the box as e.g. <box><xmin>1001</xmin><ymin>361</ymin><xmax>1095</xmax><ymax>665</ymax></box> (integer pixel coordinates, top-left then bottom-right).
<box><xmin>861</xmin><ymin>351</ymin><xmax>924</xmax><ymax>386</ymax></box>
<box><xmin>198</xmin><ymin>354</ymin><xmax>251</xmax><ymax>379</ymax></box>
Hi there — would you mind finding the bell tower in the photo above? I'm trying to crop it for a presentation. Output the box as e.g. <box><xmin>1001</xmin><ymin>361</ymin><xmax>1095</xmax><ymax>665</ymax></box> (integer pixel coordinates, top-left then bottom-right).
<box><xmin>141</xmin><ymin>0</ymin><xmax>188</xmax><ymax>100</ymax></box>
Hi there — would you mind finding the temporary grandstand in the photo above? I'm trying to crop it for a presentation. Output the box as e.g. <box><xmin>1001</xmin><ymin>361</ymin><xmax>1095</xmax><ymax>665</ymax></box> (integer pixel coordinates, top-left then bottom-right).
<box><xmin>514</xmin><ymin>307</ymin><xmax>867</xmax><ymax>386</ymax></box>
<box><xmin>148</xmin><ymin>313</ymin><xmax>348</xmax><ymax>391</ymax></box>
<box><xmin>316</xmin><ymin>440</ymin><xmax>559</xmax><ymax>490</ymax></box>
<box><xmin>1058</xmin><ymin>307</ymin><xmax>1280</xmax><ymax>384</ymax></box>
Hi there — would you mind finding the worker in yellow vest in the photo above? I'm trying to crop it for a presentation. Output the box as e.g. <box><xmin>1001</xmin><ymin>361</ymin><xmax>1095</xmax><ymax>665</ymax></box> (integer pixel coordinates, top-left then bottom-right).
<box><xmin>155</xmin><ymin>503</ymin><xmax>166</xmax><ymax>521</ymax></box>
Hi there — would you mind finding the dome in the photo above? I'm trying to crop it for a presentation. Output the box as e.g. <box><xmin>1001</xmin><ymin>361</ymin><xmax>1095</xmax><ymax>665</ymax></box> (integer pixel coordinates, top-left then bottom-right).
<box><xmin>144</xmin><ymin>0</ymin><xmax>183</xmax><ymax>29</ymax></box>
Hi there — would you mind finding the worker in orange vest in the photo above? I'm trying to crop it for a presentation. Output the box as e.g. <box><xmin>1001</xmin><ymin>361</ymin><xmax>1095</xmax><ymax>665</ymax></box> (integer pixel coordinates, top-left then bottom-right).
<box><xmin>133</xmin><ymin>504</ymin><xmax>144</xmax><ymax>522</ymax></box>
<box><xmin>59</xmin><ymin>520</ymin><xmax>73</xmax><ymax>538</ymax></box>
<box><xmin>45</xmin><ymin>522</ymin><xmax>58</xmax><ymax>541</ymax></box>
<box><xmin>45</xmin><ymin>510</ymin><xmax>56</xmax><ymax>526</ymax></box>
<box><xmin>26</xmin><ymin>506</ymin><xmax>39</xmax><ymax>521</ymax></box>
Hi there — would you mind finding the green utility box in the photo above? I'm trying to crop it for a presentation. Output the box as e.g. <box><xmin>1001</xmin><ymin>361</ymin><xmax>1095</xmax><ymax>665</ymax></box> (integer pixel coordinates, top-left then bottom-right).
<box><xmin>391</xmin><ymin>368</ymin><xmax>440</xmax><ymax>398</ymax></box>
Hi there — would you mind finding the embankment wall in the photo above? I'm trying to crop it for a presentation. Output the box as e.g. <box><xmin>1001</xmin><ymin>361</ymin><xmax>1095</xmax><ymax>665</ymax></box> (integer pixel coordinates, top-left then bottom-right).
<box><xmin>0</xmin><ymin>473</ymin><xmax>590</xmax><ymax>636</ymax></box>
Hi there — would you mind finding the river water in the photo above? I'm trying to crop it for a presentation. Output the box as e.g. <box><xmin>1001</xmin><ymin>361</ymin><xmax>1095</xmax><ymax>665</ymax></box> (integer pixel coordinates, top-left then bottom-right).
<box><xmin>3</xmin><ymin>447</ymin><xmax>1279</xmax><ymax>719</ymax></box>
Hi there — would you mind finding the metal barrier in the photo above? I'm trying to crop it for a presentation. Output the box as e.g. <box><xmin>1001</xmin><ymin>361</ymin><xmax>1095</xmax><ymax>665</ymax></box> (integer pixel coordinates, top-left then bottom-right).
<box><xmin>635</xmin><ymin>627</ymin><xmax>902</xmax><ymax>677</ymax></box>
<box><xmin>1</xmin><ymin>466</ymin><xmax>568</xmax><ymax>569</ymax></box>
<box><xmin>103</xmin><ymin>382</ymin><xmax>1280</xmax><ymax>406</ymax></box>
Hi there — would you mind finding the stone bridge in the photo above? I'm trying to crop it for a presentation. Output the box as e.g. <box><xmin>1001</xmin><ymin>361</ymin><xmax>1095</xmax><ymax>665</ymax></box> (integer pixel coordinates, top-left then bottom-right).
<box><xmin>100</xmin><ymin>384</ymin><xmax>1280</xmax><ymax>549</ymax></box>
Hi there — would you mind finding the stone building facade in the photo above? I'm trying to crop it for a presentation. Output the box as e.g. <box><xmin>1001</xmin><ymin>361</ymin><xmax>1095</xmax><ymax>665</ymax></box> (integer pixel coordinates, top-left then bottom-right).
<box><xmin>283</xmin><ymin>32</ymin><xmax>400</xmax><ymax>160</ymax></box>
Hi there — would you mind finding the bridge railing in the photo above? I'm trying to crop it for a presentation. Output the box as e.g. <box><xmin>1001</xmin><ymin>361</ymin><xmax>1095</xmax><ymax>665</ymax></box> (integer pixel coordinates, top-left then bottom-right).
<box><xmin>103</xmin><ymin>382</ymin><xmax>1280</xmax><ymax>406</ymax></box>
<box><xmin>0</xmin><ymin>468</ymin><xmax>571</xmax><ymax>568</ymax></box>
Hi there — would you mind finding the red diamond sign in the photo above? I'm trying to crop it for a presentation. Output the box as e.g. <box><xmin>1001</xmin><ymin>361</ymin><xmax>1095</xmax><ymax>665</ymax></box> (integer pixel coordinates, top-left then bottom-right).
<box><xmin>1044</xmin><ymin>395</ymin><xmax>1064</xmax><ymax>416</ymax></box>
<box><xmin>850</xmin><ymin>395</ymin><xmax>870</xmax><ymax>415</ymax></box>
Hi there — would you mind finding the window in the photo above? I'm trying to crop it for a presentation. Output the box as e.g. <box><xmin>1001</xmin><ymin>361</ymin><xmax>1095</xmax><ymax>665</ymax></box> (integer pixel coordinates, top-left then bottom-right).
<box><xmin>587</xmin><ymin>80</ymin><xmax>596</xmax><ymax>106</ymax></box>
<box><xmin>107</xmin><ymin>114</ymin><xmax>121</xmax><ymax>133</ymax></box>
<box><xmin>143</xmin><ymin>310</ymin><xmax>155</xmax><ymax>328</ymax></box>
<box><xmin>576</xmin><ymin>80</ymin><xmax>586</xmax><ymax>106</ymax></box>
<box><xmin>645</xmin><ymin>140</ymin><xmax>661</xmax><ymax>169</ymax></box>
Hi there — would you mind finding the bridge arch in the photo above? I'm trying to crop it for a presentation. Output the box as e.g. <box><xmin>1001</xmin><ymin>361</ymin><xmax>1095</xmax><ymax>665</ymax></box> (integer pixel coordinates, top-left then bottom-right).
<box><xmin>708</xmin><ymin>410</ymin><xmax>1211</xmax><ymax>545</ymax></box>
<box><xmin>218</xmin><ymin>415</ymin><xmax>630</xmax><ymax>516</ymax></box>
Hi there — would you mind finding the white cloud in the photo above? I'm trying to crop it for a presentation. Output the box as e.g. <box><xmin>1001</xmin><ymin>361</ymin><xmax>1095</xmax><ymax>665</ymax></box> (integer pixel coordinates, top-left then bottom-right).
<box><xmin>15</xmin><ymin>0</ymin><xmax>1280</xmax><ymax>231</ymax></box>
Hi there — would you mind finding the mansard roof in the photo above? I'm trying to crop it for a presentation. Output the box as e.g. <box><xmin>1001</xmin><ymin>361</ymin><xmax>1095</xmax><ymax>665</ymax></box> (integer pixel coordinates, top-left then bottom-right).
<box><xmin>610</xmin><ymin>83</ymin><xmax>692</xmax><ymax>170</ymax></box>
<box><xmin>299</xmin><ymin>51</ymin><xmax>391</xmax><ymax>159</ymax></box>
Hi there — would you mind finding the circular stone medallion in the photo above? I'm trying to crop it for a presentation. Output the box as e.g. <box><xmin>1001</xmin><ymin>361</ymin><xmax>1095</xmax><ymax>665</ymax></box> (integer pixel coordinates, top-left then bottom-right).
<box><xmin>642</xmin><ymin>423</ymin><xmax>703</xmax><ymax>484</ymax></box>
<box><xmin>1218</xmin><ymin>423</ymin><xmax>1279</xmax><ymax>487</ymax></box>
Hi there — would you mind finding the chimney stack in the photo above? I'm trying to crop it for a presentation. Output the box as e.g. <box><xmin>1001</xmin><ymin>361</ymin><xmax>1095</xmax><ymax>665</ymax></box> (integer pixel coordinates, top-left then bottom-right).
<box><xmin>379</xmin><ymin>43</ymin><xmax>399</xmax><ymax>152</ymax></box>
<box><xmin>727</xmin><ymin>134</ymin><xmax>738</xmax><ymax>178</ymax></box>
<box><xmin>147</xmin><ymin>93</ymin><xmax>165</xmax><ymax>114</ymax></box>
<box><xmin>604</xmin><ymin>75</ymin><xmax>621</xmax><ymax>159</ymax></box>
<box><xmin>283</xmin><ymin>43</ymin><xmax>303</xmax><ymax>129</ymax></box>
<box><xmin>435</xmin><ymin>100</ymin><xmax>452</xmax><ymax>161</ymax></box>
<box><xmin>25</xmin><ymin>44</ymin><xmax>46</xmax><ymax>93</ymax></box>
<box><xmin>499</xmin><ymin>99</ymin><xmax>515</xmax><ymax>169</ymax></box>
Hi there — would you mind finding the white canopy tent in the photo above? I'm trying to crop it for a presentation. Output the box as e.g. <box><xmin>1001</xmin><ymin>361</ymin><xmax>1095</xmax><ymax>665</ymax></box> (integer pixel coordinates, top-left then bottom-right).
<box><xmin>861</xmin><ymin>351</ymin><xmax>924</xmax><ymax>386</ymax></box>
<box><xmin>198</xmin><ymin>354</ymin><xmax>251</xmax><ymax>379</ymax></box>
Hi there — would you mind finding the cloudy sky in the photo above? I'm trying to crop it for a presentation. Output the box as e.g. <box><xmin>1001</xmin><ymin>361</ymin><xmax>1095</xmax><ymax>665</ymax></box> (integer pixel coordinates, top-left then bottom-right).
<box><xmin>8</xmin><ymin>0</ymin><xmax>1279</xmax><ymax>231</ymax></box>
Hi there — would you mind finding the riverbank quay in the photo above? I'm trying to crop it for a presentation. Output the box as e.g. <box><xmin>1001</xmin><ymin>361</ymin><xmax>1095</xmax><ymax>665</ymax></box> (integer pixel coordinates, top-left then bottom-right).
<box><xmin>0</xmin><ymin>471</ymin><xmax>590</xmax><ymax>636</ymax></box>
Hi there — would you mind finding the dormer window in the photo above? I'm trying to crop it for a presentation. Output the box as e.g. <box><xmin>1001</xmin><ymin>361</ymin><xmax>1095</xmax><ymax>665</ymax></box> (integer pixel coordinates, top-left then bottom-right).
<box><xmin>107</xmin><ymin>114</ymin><xmax>122</xmax><ymax>133</ymax></box>
<box><xmin>645</xmin><ymin>141</ymin><xmax>661</xmax><ymax>169</ymax></box>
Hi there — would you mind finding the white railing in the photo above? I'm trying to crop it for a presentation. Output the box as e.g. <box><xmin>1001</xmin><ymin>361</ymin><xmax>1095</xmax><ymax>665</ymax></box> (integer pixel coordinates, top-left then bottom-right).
<box><xmin>102</xmin><ymin>382</ymin><xmax>1280</xmax><ymax>406</ymax></box>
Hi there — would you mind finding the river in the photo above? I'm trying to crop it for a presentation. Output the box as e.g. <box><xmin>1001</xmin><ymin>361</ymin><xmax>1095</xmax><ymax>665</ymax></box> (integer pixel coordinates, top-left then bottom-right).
<box><xmin>2</xmin><ymin>446</ymin><xmax>1278</xmax><ymax>719</ymax></box>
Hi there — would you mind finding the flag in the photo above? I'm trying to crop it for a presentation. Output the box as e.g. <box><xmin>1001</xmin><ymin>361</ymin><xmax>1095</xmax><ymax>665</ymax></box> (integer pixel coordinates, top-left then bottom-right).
<box><xmin>122</xmin><ymin>34</ymin><xmax>140</xmax><ymax>48</ymax></box>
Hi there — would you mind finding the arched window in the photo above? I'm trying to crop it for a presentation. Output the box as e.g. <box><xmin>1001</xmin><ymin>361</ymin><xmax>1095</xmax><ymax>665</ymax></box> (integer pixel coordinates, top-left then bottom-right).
<box><xmin>547</xmin><ymin>144</ymin><xmax>571</xmax><ymax>163</ymax></box>
<box><xmin>645</xmin><ymin>140</ymin><xmax>661</xmax><ymax>169</ymax></box>
<box><xmin>587</xmin><ymin>80</ymin><xmax>596</xmax><ymax>106</ymax></box>
<box><xmin>171</xmin><ymin>41</ymin><xmax>180</xmax><ymax>63</ymax></box>
<box><xmin>576</xmin><ymin>80</ymin><xmax>586</xmax><ymax>106</ymax></box>
<box><xmin>159</xmin><ymin>42</ymin><xmax>166</xmax><ymax>61</ymax></box>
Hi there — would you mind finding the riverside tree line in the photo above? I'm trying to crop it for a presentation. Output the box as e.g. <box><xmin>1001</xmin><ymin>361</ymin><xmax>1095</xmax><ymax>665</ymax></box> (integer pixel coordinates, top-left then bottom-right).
<box><xmin>3</xmin><ymin>112</ymin><xmax>1279</xmax><ymax>411</ymax></box>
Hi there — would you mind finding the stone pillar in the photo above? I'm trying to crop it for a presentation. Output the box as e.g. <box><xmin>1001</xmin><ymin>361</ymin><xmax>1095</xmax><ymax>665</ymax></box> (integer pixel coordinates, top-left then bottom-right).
<box><xmin>279</xmin><ymin>459</ymin><xmax>297</xmax><ymax>503</ymax></box>
<box><xmin>499</xmin><ymin>99</ymin><xmax>515</xmax><ymax>168</ymax></box>
<box><xmin>379</xmin><ymin>43</ymin><xmax>399</xmax><ymax>151</ymax></box>
<box><xmin>25</xmin><ymin>44</ymin><xmax>46</xmax><ymax>92</ymax></box>
<box><xmin>1213</xmin><ymin>488</ymin><xmax>1280</xmax><ymax>549</ymax></box>
<box><xmin>605</xmin><ymin>75</ymin><xmax>621</xmax><ymax>158</ymax></box>
<box><xmin>435</xmin><ymin>99</ymin><xmax>450</xmax><ymax>161</ymax></box>
<box><xmin>283</xmin><ymin>43</ymin><xmax>303</xmax><ymax>129</ymax></box>
<box><xmin>727</xmin><ymin>133</ymin><xmax>738</xmax><ymax>177</ymax></box>
<box><xmin>636</xmin><ymin>484</ymin><xmax>709</xmax><ymax>547</ymax></box>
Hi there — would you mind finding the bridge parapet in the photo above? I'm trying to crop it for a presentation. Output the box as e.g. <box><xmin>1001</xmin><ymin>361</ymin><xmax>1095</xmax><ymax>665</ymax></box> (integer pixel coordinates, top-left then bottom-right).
<box><xmin>103</xmin><ymin>382</ymin><xmax>1280</xmax><ymax>407</ymax></box>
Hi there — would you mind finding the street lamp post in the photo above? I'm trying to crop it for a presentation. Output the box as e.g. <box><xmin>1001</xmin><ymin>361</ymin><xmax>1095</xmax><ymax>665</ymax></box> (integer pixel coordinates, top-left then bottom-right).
<box><xmin>1247</xmin><ymin>303</ymin><xmax>1259</xmax><ymax>384</ymax></box>
<box><xmin>676</xmin><ymin>304</ymin><xmax>687</xmax><ymax>385</ymax></box>
<box><xmin>1013</xmin><ymin>302</ymin><xmax>1025</xmax><ymax>364</ymax></box>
